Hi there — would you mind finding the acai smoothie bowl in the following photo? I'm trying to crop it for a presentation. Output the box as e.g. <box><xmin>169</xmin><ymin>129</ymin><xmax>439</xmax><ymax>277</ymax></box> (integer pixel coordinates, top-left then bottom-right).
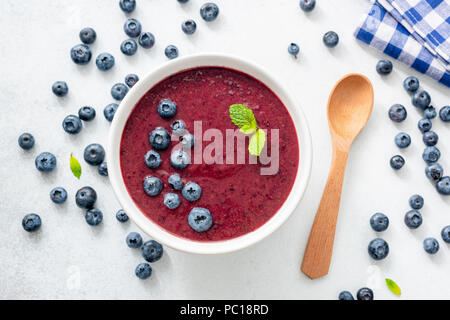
<box><xmin>108</xmin><ymin>53</ymin><xmax>312</xmax><ymax>254</ymax></box>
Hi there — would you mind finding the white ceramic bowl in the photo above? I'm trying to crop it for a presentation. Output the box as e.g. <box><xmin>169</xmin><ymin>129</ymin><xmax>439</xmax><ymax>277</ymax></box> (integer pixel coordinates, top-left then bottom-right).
<box><xmin>108</xmin><ymin>53</ymin><xmax>312</xmax><ymax>254</ymax></box>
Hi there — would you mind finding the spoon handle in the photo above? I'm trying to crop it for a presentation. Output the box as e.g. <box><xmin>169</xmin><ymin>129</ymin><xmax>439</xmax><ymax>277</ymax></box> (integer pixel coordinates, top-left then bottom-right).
<box><xmin>301</xmin><ymin>146</ymin><xmax>349</xmax><ymax>279</ymax></box>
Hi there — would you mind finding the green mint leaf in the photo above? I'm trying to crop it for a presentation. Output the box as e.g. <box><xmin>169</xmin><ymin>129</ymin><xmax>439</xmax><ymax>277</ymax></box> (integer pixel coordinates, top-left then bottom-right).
<box><xmin>385</xmin><ymin>278</ymin><xmax>401</xmax><ymax>296</ymax></box>
<box><xmin>240</xmin><ymin>124</ymin><xmax>256</xmax><ymax>135</ymax></box>
<box><xmin>248</xmin><ymin>129</ymin><xmax>266</xmax><ymax>156</ymax></box>
<box><xmin>70</xmin><ymin>153</ymin><xmax>82</xmax><ymax>179</ymax></box>
<box><xmin>229</xmin><ymin>104</ymin><xmax>256</xmax><ymax>128</ymax></box>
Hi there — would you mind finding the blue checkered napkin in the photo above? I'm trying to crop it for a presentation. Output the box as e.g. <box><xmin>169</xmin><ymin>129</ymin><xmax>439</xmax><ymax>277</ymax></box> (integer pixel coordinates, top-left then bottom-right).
<box><xmin>354</xmin><ymin>0</ymin><xmax>450</xmax><ymax>87</ymax></box>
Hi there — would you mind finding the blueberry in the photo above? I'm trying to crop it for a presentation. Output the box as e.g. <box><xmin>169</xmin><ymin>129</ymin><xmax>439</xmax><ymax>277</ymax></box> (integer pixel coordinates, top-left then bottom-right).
<box><xmin>164</xmin><ymin>193</ymin><xmax>181</xmax><ymax>210</ymax></box>
<box><xmin>168</xmin><ymin>173</ymin><xmax>183</xmax><ymax>190</ymax></box>
<box><xmin>50</xmin><ymin>187</ymin><xmax>67</xmax><ymax>204</ymax></box>
<box><xmin>356</xmin><ymin>288</ymin><xmax>374</xmax><ymax>301</ymax></box>
<box><xmin>423</xmin><ymin>237</ymin><xmax>439</xmax><ymax>254</ymax></box>
<box><xmin>171</xmin><ymin>120</ymin><xmax>186</xmax><ymax>135</ymax></box>
<box><xmin>78</xmin><ymin>106</ymin><xmax>96</xmax><ymax>121</ymax></box>
<box><xmin>422</xmin><ymin>146</ymin><xmax>440</xmax><ymax>164</ymax></box>
<box><xmin>436</xmin><ymin>176</ymin><xmax>450</xmax><ymax>195</ymax></box>
<box><xmin>123</xmin><ymin>18</ymin><xmax>142</xmax><ymax>37</ymax></box>
<box><xmin>418</xmin><ymin>118</ymin><xmax>432</xmax><ymax>133</ymax></box>
<box><xmin>338</xmin><ymin>291</ymin><xmax>354</xmax><ymax>300</ymax></box>
<box><xmin>125</xmin><ymin>74</ymin><xmax>139</xmax><ymax>88</ymax></box>
<box><xmin>388</xmin><ymin>104</ymin><xmax>407</xmax><ymax>122</ymax></box>
<box><xmin>182</xmin><ymin>19</ymin><xmax>197</xmax><ymax>35</ymax></box>
<box><xmin>165</xmin><ymin>45</ymin><xmax>179</xmax><ymax>59</ymax></box>
<box><xmin>22</xmin><ymin>213</ymin><xmax>41</xmax><ymax>232</ymax></box>
<box><xmin>79</xmin><ymin>27</ymin><xmax>96</xmax><ymax>44</ymax></box>
<box><xmin>52</xmin><ymin>81</ymin><xmax>68</xmax><ymax>97</ymax></box>
<box><xmin>70</xmin><ymin>44</ymin><xmax>92</xmax><ymax>65</ymax></box>
<box><xmin>441</xmin><ymin>226</ymin><xmax>450</xmax><ymax>243</ymax></box>
<box><xmin>299</xmin><ymin>0</ymin><xmax>316</xmax><ymax>12</ymax></box>
<box><xmin>111</xmin><ymin>83</ymin><xmax>129</xmax><ymax>101</ymax></box>
<box><xmin>178</xmin><ymin>0</ymin><xmax>189</xmax><ymax>3</ymax></box>
<box><xmin>104</xmin><ymin>103</ymin><xmax>118</xmax><ymax>122</ymax></box>
<box><xmin>425</xmin><ymin>163</ymin><xmax>444</xmax><ymax>181</ymax></box>
<box><xmin>424</xmin><ymin>106</ymin><xmax>437</xmax><ymax>119</ymax></box>
<box><xmin>157</xmin><ymin>99</ymin><xmax>177</xmax><ymax>119</ymax></box>
<box><xmin>84</xmin><ymin>143</ymin><xmax>105</xmax><ymax>165</ymax></box>
<box><xmin>439</xmin><ymin>106</ymin><xmax>450</xmax><ymax>122</ymax></box>
<box><xmin>394</xmin><ymin>132</ymin><xmax>411</xmax><ymax>148</ymax></box>
<box><xmin>95</xmin><ymin>52</ymin><xmax>115</xmax><ymax>71</ymax></box>
<box><xmin>85</xmin><ymin>208</ymin><xmax>103</xmax><ymax>226</ymax></box>
<box><xmin>35</xmin><ymin>152</ymin><xmax>57</xmax><ymax>172</ymax></box>
<box><xmin>181</xmin><ymin>133</ymin><xmax>194</xmax><ymax>149</ymax></box>
<box><xmin>120</xmin><ymin>39</ymin><xmax>138</xmax><ymax>56</ymax></box>
<box><xmin>404</xmin><ymin>210</ymin><xmax>422</xmax><ymax>229</ymax></box>
<box><xmin>116</xmin><ymin>209</ymin><xmax>129</xmax><ymax>223</ymax></box>
<box><xmin>119</xmin><ymin>0</ymin><xmax>136</xmax><ymax>13</ymax></box>
<box><xmin>188</xmin><ymin>207</ymin><xmax>213</xmax><ymax>232</ymax></box>
<box><xmin>62</xmin><ymin>115</ymin><xmax>83</xmax><ymax>134</ymax></box>
<box><xmin>135</xmin><ymin>263</ymin><xmax>152</xmax><ymax>280</ymax></box>
<box><xmin>170</xmin><ymin>149</ymin><xmax>190</xmax><ymax>169</ymax></box>
<box><xmin>75</xmin><ymin>186</ymin><xmax>97</xmax><ymax>209</ymax></box>
<box><xmin>149</xmin><ymin>127</ymin><xmax>171</xmax><ymax>150</ymax></box>
<box><xmin>138</xmin><ymin>32</ymin><xmax>155</xmax><ymax>49</ymax></box>
<box><xmin>126</xmin><ymin>232</ymin><xmax>143</xmax><ymax>248</ymax></box>
<box><xmin>409</xmin><ymin>194</ymin><xmax>424</xmax><ymax>210</ymax></box>
<box><xmin>368</xmin><ymin>238</ymin><xmax>389</xmax><ymax>260</ymax></box>
<box><xmin>288</xmin><ymin>43</ymin><xmax>300</xmax><ymax>58</ymax></box>
<box><xmin>369</xmin><ymin>212</ymin><xmax>389</xmax><ymax>232</ymax></box>
<box><xmin>390</xmin><ymin>155</ymin><xmax>405</xmax><ymax>170</ymax></box>
<box><xmin>18</xmin><ymin>133</ymin><xmax>35</xmax><ymax>150</ymax></box>
<box><xmin>182</xmin><ymin>182</ymin><xmax>202</xmax><ymax>202</ymax></box>
<box><xmin>141</xmin><ymin>240</ymin><xmax>163</xmax><ymax>262</ymax></box>
<box><xmin>323</xmin><ymin>31</ymin><xmax>339</xmax><ymax>48</ymax></box>
<box><xmin>98</xmin><ymin>162</ymin><xmax>108</xmax><ymax>176</ymax></box>
<box><xmin>143</xmin><ymin>176</ymin><xmax>163</xmax><ymax>196</ymax></box>
<box><xmin>412</xmin><ymin>90</ymin><xmax>431</xmax><ymax>110</ymax></box>
<box><xmin>376</xmin><ymin>60</ymin><xmax>393</xmax><ymax>75</ymax></box>
<box><xmin>403</xmin><ymin>76</ymin><xmax>419</xmax><ymax>93</ymax></box>
<box><xmin>423</xmin><ymin>131</ymin><xmax>438</xmax><ymax>146</ymax></box>
<box><xmin>200</xmin><ymin>3</ymin><xmax>219</xmax><ymax>21</ymax></box>
<box><xmin>145</xmin><ymin>150</ymin><xmax>162</xmax><ymax>169</ymax></box>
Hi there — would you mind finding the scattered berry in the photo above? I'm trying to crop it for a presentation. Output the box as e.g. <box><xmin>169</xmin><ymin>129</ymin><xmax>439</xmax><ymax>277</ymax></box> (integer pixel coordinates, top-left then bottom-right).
<box><xmin>123</xmin><ymin>18</ymin><xmax>142</xmax><ymax>37</ymax></box>
<box><xmin>149</xmin><ymin>127</ymin><xmax>171</xmax><ymax>150</ymax></box>
<box><xmin>436</xmin><ymin>176</ymin><xmax>450</xmax><ymax>195</ymax></box>
<box><xmin>120</xmin><ymin>39</ymin><xmax>138</xmax><ymax>56</ymax></box>
<box><xmin>164</xmin><ymin>193</ymin><xmax>181</xmax><ymax>210</ymax></box>
<box><xmin>422</xmin><ymin>146</ymin><xmax>440</xmax><ymax>164</ymax></box>
<box><xmin>70</xmin><ymin>44</ymin><xmax>92</xmax><ymax>65</ymax></box>
<box><xmin>409</xmin><ymin>194</ymin><xmax>424</xmax><ymax>210</ymax></box>
<box><xmin>288</xmin><ymin>43</ymin><xmax>300</xmax><ymax>58</ymax></box>
<box><xmin>338</xmin><ymin>291</ymin><xmax>354</xmax><ymax>300</ymax></box>
<box><xmin>439</xmin><ymin>106</ymin><xmax>450</xmax><ymax>122</ymax></box>
<box><xmin>368</xmin><ymin>238</ymin><xmax>389</xmax><ymax>260</ymax></box>
<box><xmin>138</xmin><ymin>32</ymin><xmax>155</xmax><ymax>49</ymax></box>
<box><xmin>96</xmin><ymin>53</ymin><xmax>115</xmax><ymax>71</ymax></box>
<box><xmin>85</xmin><ymin>208</ymin><xmax>103</xmax><ymax>226</ymax></box>
<box><xmin>423</xmin><ymin>237</ymin><xmax>439</xmax><ymax>254</ymax></box>
<box><xmin>119</xmin><ymin>0</ymin><xmax>136</xmax><ymax>13</ymax></box>
<box><xmin>394</xmin><ymin>132</ymin><xmax>411</xmax><ymax>148</ymax></box>
<box><xmin>52</xmin><ymin>81</ymin><xmax>69</xmax><ymax>97</ymax></box>
<box><xmin>168</xmin><ymin>173</ymin><xmax>183</xmax><ymax>190</ymax></box>
<box><xmin>145</xmin><ymin>150</ymin><xmax>162</xmax><ymax>169</ymax></box>
<box><xmin>171</xmin><ymin>120</ymin><xmax>186</xmax><ymax>135</ymax></box>
<box><xmin>75</xmin><ymin>186</ymin><xmax>97</xmax><ymax>209</ymax></box>
<box><xmin>157</xmin><ymin>99</ymin><xmax>177</xmax><ymax>119</ymax></box>
<box><xmin>79</xmin><ymin>27</ymin><xmax>96</xmax><ymax>44</ymax></box>
<box><xmin>111</xmin><ymin>83</ymin><xmax>129</xmax><ymax>101</ymax></box>
<box><xmin>22</xmin><ymin>213</ymin><xmax>41</xmax><ymax>232</ymax></box>
<box><xmin>356</xmin><ymin>288</ymin><xmax>374</xmax><ymax>300</ymax></box>
<box><xmin>181</xmin><ymin>133</ymin><xmax>195</xmax><ymax>149</ymax></box>
<box><xmin>299</xmin><ymin>0</ymin><xmax>316</xmax><ymax>12</ymax></box>
<box><xmin>104</xmin><ymin>103</ymin><xmax>118</xmax><ymax>122</ymax></box>
<box><xmin>423</xmin><ymin>131</ymin><xmax>438</xmax><ymax>146</ymax></box>
<box><xmin>116</xmin><ymin>209</ymin><xmax>129</xmax><ymax>223</ymax></box>
<box><xmin>418</xmin><ymin>118</ymin><xmax>432</xmax><ymax>133</ymax></box>
<box><xmin>62</xmin><ymin>115</ymin><xmax>83</xmax><ymax>134</ymax></box>
<box><xmin>50</xmin><ymin>187</ymin><xmax>67</xmax><ymax>204</ymax></box>
<box><xmin>369</xmin><ymin>212</ymin><xmax>389</xmax><ymax>232</ymax></box>
<box><xmin>135</xmin><ymin>263</ymin><xmax>152</xmax><ymax>279</ymax></box>
<box><xmin>165</xmin><ymin>45</ymin><xmax>179</xmax><ymax>59</ymax></box>
<box><xmin>200</xmin><ymin>2</ymin><xmax>219</xmax><ymax>21</ymax></box>
<box><xmin>388</xmin><ymin>104</ymin><xmax>407</xmax><ymax>122</ymax></box>
<box><xmin>441</xmin><ymin>226</ymin><xmax>450</xmax><ymax>243</ymax></box>
<box><xmin>35</xmin><ymin>152</ymin><xmax>57</xmax><ymax>172</ymax></box>
<box><xmin>125</xmin><ymin>74</ymin><xmax>139</xmax><ymax>88</ymax></box>
<box><xmin>170</xmin><ymin>149</ymin><xmax>190</xmax><ymax>169</ymax></box>
<box><xmin>424</xmin><ymin>106</ymin><xmax>437</xmax><ymax>119</ymax></box>
<box><xmin>18</xmin><ymin>133</ymin><xmax>35</xmax><ymax>150</ymax></box>
<box><xmin>404</xmin><ymin>210</ymin><xmax>422</xmax><ymax>229</ymax></box>
<box><xmin>84</xmin><ymin>143</ymin><xmax>105</xmax><ymax>165</ymax></box>
<box><xmin>376</xmin><ymin>60</ymin><xmax>393</xmax><ymax>75</ymax></box>
<box><xmin>403</xmin><ymin>76</ymin><xmax>419</xmax><ymax>93</ymax></box>
<box><xmin>143</xmin><ymin>176</ymin><xmax>163</xmax><ymax>196</ymax></box>
<box><xmin>390</xmin><ymin>155</ymin><xmax>405</xmax><ymax>170</ymax></box>
<box><xmin>323</xmin><ymin>31</ymin><xmax>339</xmax><ymax>48</ymax></box>
<box><xmin>98</xmin><ymin>162</ymin><xmax>108</xmax><ymax>176</ymax></box>
<box><xmin>126</xmin><ymin>232</ymin><xmax>143</xmax><ymax>248</ymax></box>
<box><xmin>425</xmin><ymin>163</ymin><xmax>444</xmax><ymax>181</ymax></box>
<box><xmin>78</xmin><ymin>106</ymin><xmax>96</xmax><ymax>121</ymax></box>
<box><xmin>141</xmin><ymin>240</ymin><xmax>163</xmax><ymax>262</ymax></box>
<box><xmin>412</xmin><ymin>90</ymin><xmax>431</xmax><ymax>110</ymax></box>
<box><xmin>188</xmin><ymin>207</ymin><xmax>213</xmax><ymax>232</ymax></box>
<box><xmin>182</xmin><ymin>182</ymin><xmax>202</xmax><ymax>202</ymax></box>
<box><xmin>182</xmin><ymin>19</ymin><xmax>197</xmax><ymax>35</ymax></box>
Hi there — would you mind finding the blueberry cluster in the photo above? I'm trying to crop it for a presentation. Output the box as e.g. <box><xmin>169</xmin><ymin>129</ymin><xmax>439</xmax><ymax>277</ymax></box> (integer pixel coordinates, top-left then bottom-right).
<box><xmin>125</xmin><ymin>231</ymin><xmax>163</xmax><ymax>280</ymax></box>
<box><xmin>368</xmin><ymin>212</ymin><xmax>389</xmax><ymax>260</ymax></box>
<box><xmin>338</xmin><ymin>287</ymin><xmax>374</xmax><ymax>301</ymax></box>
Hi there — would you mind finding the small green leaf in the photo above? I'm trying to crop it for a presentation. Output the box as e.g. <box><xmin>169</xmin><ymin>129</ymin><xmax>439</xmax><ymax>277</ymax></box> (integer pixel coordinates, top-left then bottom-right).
<box><xmin>385</xmin><ymin>278</ymin><xmax>401</xmax><ymax>296</ymax></box>
<box><xmin>248</xmin><ymin>129</ymin><xmax>266</xmax><ymax>157</ymax></box>
<box><xmin>229</xmin><ymin>104</ymin><xmax>256</xmax><ymax>128</ymax></box>
<box><xmin>240</xmin><ymin>123</ymin><xmax>257</xmax><ymax>135</ymax></box>
<box><xmin>70</xmin><ymin>153</ymin><xmax>82</xmax><ymax>179</ymax></box>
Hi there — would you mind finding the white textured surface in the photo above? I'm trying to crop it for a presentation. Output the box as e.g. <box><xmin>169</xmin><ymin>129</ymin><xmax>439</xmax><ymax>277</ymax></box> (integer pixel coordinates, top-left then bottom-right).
<box><xmin>0</xmin><ymin>0</ymin><xmax>449</xmax><ymax>300</ymax></box>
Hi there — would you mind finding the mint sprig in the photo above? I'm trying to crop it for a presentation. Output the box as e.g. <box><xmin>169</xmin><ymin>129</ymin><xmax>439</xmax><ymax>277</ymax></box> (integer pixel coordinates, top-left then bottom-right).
<box><xmin>229</xmin><ymin>104</ymin><xmax>266</xmax><ymax>156</ymax></box>
<box><xmin>385</xmin><ymin>278</ymin><xmax>401</xmax><ymax>296</ymax></box>
<box><xmin>70</xmin><ymin>153</ymin><xmax>82</xmax><ymax>179</ymax></box>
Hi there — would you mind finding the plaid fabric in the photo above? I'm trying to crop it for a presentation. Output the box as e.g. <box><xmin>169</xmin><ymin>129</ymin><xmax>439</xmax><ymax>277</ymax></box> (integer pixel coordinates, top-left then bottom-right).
<box><xmin>354</xmin><ymin>0</ymin><xmax>450</xmax><ymax>87</ymax></box>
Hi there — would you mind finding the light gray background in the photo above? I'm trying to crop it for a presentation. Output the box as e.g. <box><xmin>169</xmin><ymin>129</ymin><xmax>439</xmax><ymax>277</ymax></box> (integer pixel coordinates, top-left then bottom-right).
<box><xmin>0</xmin><ymin>0</ymin><xmax>449</xmax><ymax>300</ymax></box>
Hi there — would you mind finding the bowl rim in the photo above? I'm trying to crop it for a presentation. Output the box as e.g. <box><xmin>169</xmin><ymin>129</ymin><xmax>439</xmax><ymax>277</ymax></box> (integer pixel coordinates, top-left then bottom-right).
<box><xmin>107</xmin><ymin>52</ymin><xmax>312</xmax><ymax>254</ymax></box>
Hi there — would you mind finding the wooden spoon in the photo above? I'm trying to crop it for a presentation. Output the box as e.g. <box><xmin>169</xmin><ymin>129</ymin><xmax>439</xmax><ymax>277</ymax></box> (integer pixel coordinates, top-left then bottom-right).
<box><xmin>301</xmin><ymin>74</ymin><xmax>374</xmax><ymax>279</ymax></box>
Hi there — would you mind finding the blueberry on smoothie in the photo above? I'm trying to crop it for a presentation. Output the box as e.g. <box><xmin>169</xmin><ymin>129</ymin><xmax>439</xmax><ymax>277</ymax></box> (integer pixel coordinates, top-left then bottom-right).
<box><xmin>22</xmin><ymin>213</ymin><xmax>41</xmax><ymax>232</ymax></box>
<box><xmin>116</xmin><ymin>209</ymin><xmax>129</xmax><ymax>223</ymax></box>
<box><xmin>376</xmin><ymin>60</ymin><xmax>393</xmax><ymax>75</ymax></box>
<box><xmin>84</xmin><ymin>143</ymin><xmax>105</xmax><ymax>166</ymax></box>
<box><xmin>403</xmin><ymin>76</ymin><xmax>419</xmax><ymax>93</ymax></box>
<box><xmin>440</xmin><ymin>106</ymin><xmax>450</xmax><ymax>122</ymax></box>
<box><xmin>181</xmin><ymin>133</ymin><xmax>195</xmax><ymax>149</ymax></box>
<box><xmin>338</xmin><ymin>291</ymin><xmax>354</xmax><ymax>300</ymax></box>
<box><xmin>288</xmin><ymin>43</ymin><xmax>300</xmax><ymax>58</ymax></box>
<box><xmin>79</xmin><ymin>27</ymin><xmax>96</xmax><ymax>44</ymax></box>
<box><xmin>135</xmin><ymin>263</ymin><xmax>152</xmax><ymax>280</ymax></box>
<box><xmin>126</xmin><ymin>232</ymin><xmax>143</xmax><ymax>248</ymax></box>
<box><xmin>144</xmin><ymin>150</ymin><xmax>162</xmax><ymax>169</ymax></box>
<box><xmin>164</xmin><ymin>193</ymin><xmax>181</xmax><ymax>210</ymax></box>
<box><xmin>141</xmin><ymin>240</ymin><xmax>163</xmax><ymax>262</ymax></box>
<box><xmin>390</xmin><ymin>155</ymin><xmax>405</xmax><ymax>170</ymax></box>
<box><xmin>188</xmin><ymin>207</ymin><xmax>213</xmax><ymax>232</ymax></box>
<box><xmin>356</xmin><ymin>288</ymin><xmax>374</xmax><ymax>301</ymax></box>
<box><xmin>123</xmin><ymin>18</ymin><xmax>142</xmax><ymax>37</ymax></box>
<box><xmin>422</xmin><ymin>146</ymin><xmax>440</xmax><ymax>164</ymax></box>
<box><xmin>182</xmin><ymin>182</ymin><xmax>202</xmax><ymax>202</ymax></box>
<box><xmin>423</xmin><ymin>131</ymin><xmax>438</xmax><ymax>146</ymax></box>
<box><xmin>62</xmin><ymin>115</ymin><xmax>83</xmax><ymax>134</ymax></box>
<box><xmin>35</xmin><ymin>152</ymin><xmax>57</xmax><ymax>172</ymax></box>
<box><xmin>78</xmin><ymin>106</ymin><xmax>96</xmax><ymax>121</ymax></box>
<box><xmin>404</xmin><ymin>210</ymin><xmax>422</xmax><ymax>229</ymax></box>
<box><xmin>171</xmin><ymin>120</ymin><xmax>186</xmax><ymax>135</ymax></box>
<box><xmin>104</xmin><ymin>103</ymin><xmax>118</xmax><ymax>122</ymax></box>
<box><xmin>95</xmin><ymin>52</ymin><xmax>115</xmax><ymax>71</ymax></box>
<box><xmin>98</xmin><ymin>162</ymin><xmax>108</xmax><ymax>176</ymax></box>
<box><xmin>299</xmin><ymin>0</ymin><xmax>316</xmax><ymax>12</ymax></box>
<box><xmin>418</xmin><ymin>118</ymin><xmax>432</xmax><ymax>133</ymax></box>
<box><xmin>436</xmin><ymin>176</ymin><xmax>450</xmax><ymax>195</ymax></box>
<box><xmin>119</xmin><ymin>0</ymin><xmax>136</xmax><ymax>13</ymax></box>
<box><xmin>409</xmin><ymin>194</ymin><xmax>424</xmax><ymax>210</ymax></box>
<box><xmin>75</xmin><ymin>186</ymin><xmax>97</xmax><ymax>209</ymax></box>
<box><xmin>50</xmin><ymin>187</ymin><xmax>67</xmax><ymax>204</ymax></box>
<box><xmin>125</xmin><ymin>74</ymin><xmax>139</xmax><ymax>88</ymax></box>
<box><xmin>200</xmin><ymin>3</ymin><xmax>219</xmax><ymax>21</ymax></box>
<box><xmin>85</xmin><ymin>208</ymin><xmax>103</xmax><ymax>226</ymax></box>
<box><xmin>165</xmin><ymin>45</ymin><xmax>179</xmax><ymax>59</ymax></box>
<box><xmin>18</xmin><ymin>133</ymin><xmax>35</xmax><ymax>150</ymax></box>
<box><xmin>138</xmin><ymin>32</ymin><xmax>155</xmax><ymax>49</ymax></box>
<box><xmin>182</xmin><ymin>19</ymin><xmax>197</xmax><ymax>35</ymax></box>
<box><xmin>423</xmin><ymin>237</ymin><xmax>439</xmax><ymax>254</ymax></box>
<box><xmin>369</xmin><ymin>212</ymin><xmax>389</xmax><ymax>232</ymax></box>
<box><xmin>170</xmin><ymin>149</ymin><xmax>191</xmax><ymax>169</ymax></box>
<box><xmin>120</xmin><ymin>39</ymin><xmax>138</xmax><ymax>56</ymax></box>
<box><xmin>425</xmin><ymin>163</ymin><xmax>443</xmax><ymax>181</ymax></box>
<box><xmin>388</xmin><ymin>104</ymin><xmax>407</xmax><ymax>122</ymax></box>
<box><xmin>52</xmin><ymin>81</ymin><xmax>68</xmax><ymax>97</ymax></box>
<box><xmin>424</xmin><ymin>106</ymin><xmax>437</xmax><ymax>119</ymax></box>
<box><xmin>412</xmin><ymin>90</ymin><xmax>431</xmax><ymax>110</ymax></box>
<box><xmin>70</xmin><ymin>44</ymin><xmax>92</xmax><ymax>65</ymax></box>
<box><xmin>441</xmin><ymin>226</ymin><xmax>450</xmax><ymax>243</ymax></box>
<box><xmin>157</xmin><ymin>99</ymin><xmax>177</xmax><ymax>119</ymax></box>
<box><xmin>111</xmin><ymin>83</ymin><xmax>129</xmax><ymax>101</ymax></box>
<box><xmin>323</xmin><ymin>31</ymin><xmax>339</xmax><ymax>48</ymax></box>
<box><xmin>394</xmin><ymin>132</ymin><xmax>411</xmax><ymax>148</ymax></box>
<box><xmin>368</xmin><ymin>238</ymin><xmax>389</xmax><ymax>260</ymax></box>
<box><xmin>149</xmin><ymin>127</ymin><xmax>171</xmax><ymax>150</ymax></box>
<box><xmin>143</xmin><ymin>176</ymin><xmax>163</xmax><ymax>196</ymax></box>
<box><xmin>168</xmin><ymin>173</ymin><xmax>183</xmax><ymax>190</ymax></box>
